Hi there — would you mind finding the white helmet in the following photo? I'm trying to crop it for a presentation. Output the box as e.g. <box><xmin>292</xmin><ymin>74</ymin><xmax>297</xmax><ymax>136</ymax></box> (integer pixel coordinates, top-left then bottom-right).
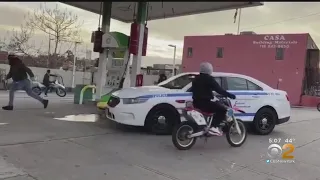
<box><xmin>199</xmin><ymin>62</ymin><xmax>213</xmax><ymax>75</ymax></box>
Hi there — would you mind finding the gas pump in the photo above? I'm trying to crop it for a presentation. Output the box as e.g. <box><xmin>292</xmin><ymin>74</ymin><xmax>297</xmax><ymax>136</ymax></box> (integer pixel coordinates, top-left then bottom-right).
<box><xmin>0</xmin><ymin>68</ymin><xmax>6</xmax><ymax>90</ymax></box>
<box><xmin>96</xmin><ymin>32</ymin><xmax>131</xmax><ymax>109</ymax></box>
<box><xmin>96</xmin><ymin>23</ymin><xmax>149</xmax><ymax>110</ymax></box>
<box><xmin>102</xmin><ymin>32</ymin><xmax>131</xmax><ymax>93</ymax></box>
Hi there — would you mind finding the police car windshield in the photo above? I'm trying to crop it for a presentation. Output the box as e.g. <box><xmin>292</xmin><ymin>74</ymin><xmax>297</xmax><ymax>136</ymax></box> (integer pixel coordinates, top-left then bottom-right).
<box><xmin>159</xmin><ymin>74</ymin><xmax>195</xmax><ymax>90</ymax></box>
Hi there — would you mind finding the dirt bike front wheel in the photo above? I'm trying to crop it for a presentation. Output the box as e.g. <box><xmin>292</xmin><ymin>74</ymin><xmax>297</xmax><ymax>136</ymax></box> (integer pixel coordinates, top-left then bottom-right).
<box><xmin>226</xmin><ymin>119</ymin><xmax>247</xmax><ymax>147</ymax></box>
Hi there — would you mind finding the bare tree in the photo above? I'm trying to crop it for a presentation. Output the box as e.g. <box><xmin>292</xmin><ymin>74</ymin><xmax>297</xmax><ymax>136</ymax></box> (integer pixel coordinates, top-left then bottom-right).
<box><xmin>8</xmin><ymin>25</ymin><xmax>34</xmax><ymax>56</ymax></box>
<box><xmin>0</xmin><ymin>24</ymin><xmax>43</xmax><ymax>56</ymax></box>
<box><xmin>25</xmin><ymin>3</ymin><xmax>83</xmax><ymax>57</ymax></box>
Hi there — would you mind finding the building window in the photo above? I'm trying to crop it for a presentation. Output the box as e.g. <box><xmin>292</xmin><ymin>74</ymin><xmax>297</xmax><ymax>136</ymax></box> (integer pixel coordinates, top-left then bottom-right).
<box><xmin>275</xmin><ymin>48</ymin><xmax>284</xmax><ymax>60</ymax></box>
<box><xmin>216</xmin><ymin>47</ymin><xmax>224</xmax><ymax>58</ymax></box>
<box><xmin>187</xmin><ymin>47</ymin><xmax>193</xmax><ymax>57</ymax></box>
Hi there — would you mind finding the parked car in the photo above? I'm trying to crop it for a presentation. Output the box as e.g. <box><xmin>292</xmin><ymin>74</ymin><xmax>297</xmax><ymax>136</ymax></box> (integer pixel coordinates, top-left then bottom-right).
<box><xmin>104</xmin><ymin>72</ymin><xmax>291</xmax><ymax>135</ymax></box>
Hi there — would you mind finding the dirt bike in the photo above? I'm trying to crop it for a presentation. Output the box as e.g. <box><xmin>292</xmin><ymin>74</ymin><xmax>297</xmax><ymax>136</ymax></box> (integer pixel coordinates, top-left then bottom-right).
<box><xmin>32</xmin><ymin>80</ymin><xmax>66</xmax><ymax>97</ymax></box>
<box><xmin>172</xmin><ymin>95</ymin><xmax>247</xmax><ymax>150</ymax></box>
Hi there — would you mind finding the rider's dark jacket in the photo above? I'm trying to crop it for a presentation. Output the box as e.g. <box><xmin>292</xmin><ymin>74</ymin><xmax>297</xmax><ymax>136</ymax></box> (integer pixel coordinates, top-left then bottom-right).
<box><xmin>190</xmin><ymin>73</ymin><xmax>235</xmax><ymax>103</ymax></box>
<box><xmin>43</xmin><ymin>73</ymin><xmax>50</xmax><ymax>86</ymax></box>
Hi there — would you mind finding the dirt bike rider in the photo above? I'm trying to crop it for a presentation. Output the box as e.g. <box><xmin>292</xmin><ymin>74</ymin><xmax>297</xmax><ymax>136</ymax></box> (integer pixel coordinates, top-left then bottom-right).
<box><xmin>190</xmin><ymin>62</ymin><xmax>236</xmax><ymax>135</ymax></box>
<box><xmin>43</xmin><ymin>69</ymin><xmax>55</xmax><ymax>96</ymax></box>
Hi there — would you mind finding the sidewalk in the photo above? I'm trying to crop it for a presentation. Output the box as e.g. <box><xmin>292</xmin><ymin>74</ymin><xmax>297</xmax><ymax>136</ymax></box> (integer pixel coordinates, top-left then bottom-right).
<box><xmin>0</xmin><ymin>91</ymin><xmax>74</xmax><ymax>100</ymax></box>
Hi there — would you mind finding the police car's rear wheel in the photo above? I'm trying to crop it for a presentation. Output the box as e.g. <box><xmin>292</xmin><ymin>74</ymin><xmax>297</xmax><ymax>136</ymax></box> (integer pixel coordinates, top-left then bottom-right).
<box><xmin>145</xmin><ymin>105</ymin><xmax>178</xmax><ymax>135</ymax></box>
<box><xmin>253</xmin><ymin>108</ymin><xmax>276</xmax><ymax>135</ymax></box>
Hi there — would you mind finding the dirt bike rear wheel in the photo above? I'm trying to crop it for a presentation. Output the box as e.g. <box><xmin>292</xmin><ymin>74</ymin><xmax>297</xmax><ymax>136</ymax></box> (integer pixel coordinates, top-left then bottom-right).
<box><xmin>172</xmin><ymin>121</ymin><xmax>197</xmax><ymax>150</ymax></box>
<box><xmin>32</xmin><ymin>87</ymin><xmax>42</xmax><ymax>95</ymax></box>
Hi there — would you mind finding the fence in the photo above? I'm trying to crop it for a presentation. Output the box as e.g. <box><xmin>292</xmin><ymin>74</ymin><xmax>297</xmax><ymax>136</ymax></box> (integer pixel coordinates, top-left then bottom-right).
<box><xmin>303</xmin><ymin>67</ymin><xmax>320</xmax><ymax>96</ymax></box>
<box><xmin>0</xmin><ymin>64</ymin><xmax>164</xmax><ymax>90</ymax></box>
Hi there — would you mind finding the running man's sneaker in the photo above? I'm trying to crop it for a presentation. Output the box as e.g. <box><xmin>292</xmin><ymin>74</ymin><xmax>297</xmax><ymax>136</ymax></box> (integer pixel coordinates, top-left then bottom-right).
<box><xmin>209</xmin><ymin>127</ymin><xmax>223</xmax><ymax>136</ymax></box>
<box><xmin>43</xmin><ymin>99</ymin><xmax>49</xmax><ymax>109</ymax></box>
<box><xmin>2</xmin><ymin>106</ymin><xmax>13</xmax><ymax>111</ymax></box>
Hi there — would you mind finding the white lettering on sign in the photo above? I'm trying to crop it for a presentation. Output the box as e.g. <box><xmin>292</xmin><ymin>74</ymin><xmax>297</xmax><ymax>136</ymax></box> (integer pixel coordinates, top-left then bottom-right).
<box><xmin>253</xmin><ymin>35</ymin><xmax>298</xmax><ymax>49</ymax></box>
<box><xmin>264</xmin><ymin>35</ymin><xmax>285</xmax><ymax>41</ymax></box>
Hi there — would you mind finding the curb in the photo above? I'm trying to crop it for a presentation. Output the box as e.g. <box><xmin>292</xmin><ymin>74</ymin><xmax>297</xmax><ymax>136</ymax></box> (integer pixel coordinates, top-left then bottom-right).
<box><xmin>291</xmin><ymin>106</ymin><xmax>315</xmax><ymax>109</ymax></box>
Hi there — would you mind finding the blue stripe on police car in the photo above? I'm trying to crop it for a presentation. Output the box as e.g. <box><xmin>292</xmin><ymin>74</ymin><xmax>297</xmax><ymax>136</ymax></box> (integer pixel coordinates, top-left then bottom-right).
<box><xmin>137</xmin><ymin>91</ymin><xmax>268</xmax><ymax>99</ymax></box>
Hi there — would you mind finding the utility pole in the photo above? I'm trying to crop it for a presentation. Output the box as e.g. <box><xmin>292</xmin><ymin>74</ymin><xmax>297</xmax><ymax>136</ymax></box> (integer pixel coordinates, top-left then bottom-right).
<box><xmin>48</xmin><ymin>34</ymin><xmax>51</xmax><ymax>68</ymax></box>
<box><xmin>72</xmin><ymin>41</ymin><xmax>81</xmax><ymax>89</ymax></box>
<box><xmin>168</xmin><ymin>44</ymin><xmax>177</xmax><ymax>77</ymax></box>
<box><xmin>237</xmin><ymin>8</ymin><xmax>242</xmax><ymax>35</ymax></box>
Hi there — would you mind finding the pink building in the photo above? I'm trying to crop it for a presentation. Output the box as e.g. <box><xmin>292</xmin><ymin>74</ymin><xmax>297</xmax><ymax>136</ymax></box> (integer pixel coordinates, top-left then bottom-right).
<box><xmin>182</xmin><ymin>32</ymin><xmax>320</xmax><ymax>106</ymax></box>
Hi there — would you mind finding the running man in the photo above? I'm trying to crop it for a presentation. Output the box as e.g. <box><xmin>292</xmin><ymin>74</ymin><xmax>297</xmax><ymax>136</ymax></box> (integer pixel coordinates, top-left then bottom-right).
<box><xmin>2</xmin><ymin>53</ymin><xmax>49</xmax><ymax>110</ymax></box>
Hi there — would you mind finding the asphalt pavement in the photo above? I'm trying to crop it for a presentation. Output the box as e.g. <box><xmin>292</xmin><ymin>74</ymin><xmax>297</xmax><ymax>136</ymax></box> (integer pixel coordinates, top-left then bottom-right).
<box><xmin>0</xmin><ymin>91</ymin><xmax>73</xmax><ymax>105</ymax></box>
<box><xmin>0</xmin><ymin>91</ymin><xmax>319</xmax><ymax>180</ymax></box>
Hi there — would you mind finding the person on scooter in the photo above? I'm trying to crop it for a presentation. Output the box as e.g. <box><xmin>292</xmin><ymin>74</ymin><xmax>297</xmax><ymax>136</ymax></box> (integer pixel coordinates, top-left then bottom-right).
<box><xmin>190</xmin><ymin>62</ymin><xmax>236</xmax><ymax>135</ymax></box>
<box><xmin>2</xmin><ymin>52</ymin><xmax>49</xmax><ymax>110</ymax></box>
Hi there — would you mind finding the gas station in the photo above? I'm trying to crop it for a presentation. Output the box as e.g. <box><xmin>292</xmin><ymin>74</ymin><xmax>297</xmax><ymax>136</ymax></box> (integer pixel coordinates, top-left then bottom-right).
<box><xmin>63</xmin><ymin>2</ymin><xmax>263</xmax><ymax>103</ymax></box>
<box><xmin>2</xmin><ymin>2</ymin><xmax>320</xmax><ymax>179</ymax></box>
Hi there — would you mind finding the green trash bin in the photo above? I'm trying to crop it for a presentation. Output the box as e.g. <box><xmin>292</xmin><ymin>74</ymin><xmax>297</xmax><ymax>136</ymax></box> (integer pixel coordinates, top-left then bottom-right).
<box><xmin>74</xmin><ymin>84</ymin><xmax>93</xmax><ymax>104</ymax></box>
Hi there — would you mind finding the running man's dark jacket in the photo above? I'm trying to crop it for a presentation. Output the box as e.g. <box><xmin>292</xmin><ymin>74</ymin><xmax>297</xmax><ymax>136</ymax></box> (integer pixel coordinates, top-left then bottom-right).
<box><xmin>6</xmin><ymin>60</ymin><xmax>34</xmax><ymax>82</ymax></box>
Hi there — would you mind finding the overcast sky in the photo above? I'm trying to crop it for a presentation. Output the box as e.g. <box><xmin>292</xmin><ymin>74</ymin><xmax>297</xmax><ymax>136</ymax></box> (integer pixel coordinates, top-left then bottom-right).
<box><xmin>0</xmin><ymin>2</ymin><xmax>320</xmax><ymax>67</ymax></box>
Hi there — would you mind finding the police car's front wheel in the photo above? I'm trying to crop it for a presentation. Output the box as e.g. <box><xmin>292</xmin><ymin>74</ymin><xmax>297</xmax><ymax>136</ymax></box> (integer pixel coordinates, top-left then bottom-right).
<box><xmin>145</xmin><ymin>105</ymin><xmax>179</xmax><ymax>135</ymax></box>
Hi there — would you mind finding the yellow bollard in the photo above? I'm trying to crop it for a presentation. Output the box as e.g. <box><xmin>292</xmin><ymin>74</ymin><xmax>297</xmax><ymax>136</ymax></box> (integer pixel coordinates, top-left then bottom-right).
<box><xmin>79</xmin><ymin>85</ymin><xmax>96</xmax><ymax>105</ymax></box>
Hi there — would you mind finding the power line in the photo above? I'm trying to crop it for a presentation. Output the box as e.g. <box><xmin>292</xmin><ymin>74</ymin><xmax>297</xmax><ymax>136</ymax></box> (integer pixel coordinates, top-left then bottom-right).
<box><xmin>242</xmin><ymin>11</ymin><xmax>320</xmax><ymax>31</ymax></box>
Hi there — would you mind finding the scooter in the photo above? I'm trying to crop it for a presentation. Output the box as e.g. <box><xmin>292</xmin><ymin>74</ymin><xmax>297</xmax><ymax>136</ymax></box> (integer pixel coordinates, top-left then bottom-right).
<box><xmin>32</xmin><ymin>79</ymin><xmax>66</xmax><ymax>97</ymax></box>
<box><xmin>172</xmin><ymin>95</ymin><xmax>247</xmax><ymax>150</ymax></box>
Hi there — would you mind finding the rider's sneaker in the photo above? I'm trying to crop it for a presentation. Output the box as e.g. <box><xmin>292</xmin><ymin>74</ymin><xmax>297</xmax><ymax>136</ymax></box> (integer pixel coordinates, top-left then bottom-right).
<box><xmin>209</xmin><ymin>127</ymin><xmax>223</xmax><ymax>136</ymax></box>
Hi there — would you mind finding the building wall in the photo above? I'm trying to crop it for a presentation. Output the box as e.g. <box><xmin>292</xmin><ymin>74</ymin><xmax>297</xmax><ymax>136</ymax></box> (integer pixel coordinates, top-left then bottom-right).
<box><xmin>182</xmin><ymin>33</ymin><xmax>309</xmax><ymax>105</ymax></box>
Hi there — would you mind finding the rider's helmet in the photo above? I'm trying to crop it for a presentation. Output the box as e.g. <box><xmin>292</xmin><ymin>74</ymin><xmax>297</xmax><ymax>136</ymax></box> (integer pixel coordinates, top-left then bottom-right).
<box><xmin>199</xmin><ymin>62</ymin><xmax>213</xmax><ymax>75</ymax></box>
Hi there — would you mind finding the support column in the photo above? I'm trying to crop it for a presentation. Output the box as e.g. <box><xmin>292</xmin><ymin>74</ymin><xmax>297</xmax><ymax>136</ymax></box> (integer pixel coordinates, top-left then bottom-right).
<box><xmin>130</xmin><ymin>2</ymin><xmax>147</xmax><ymax>86</ymax></box>
<box><xmin>96</xmin><ymin>2</ymin><xmax>112</xmax><ymax>100</ymax></box>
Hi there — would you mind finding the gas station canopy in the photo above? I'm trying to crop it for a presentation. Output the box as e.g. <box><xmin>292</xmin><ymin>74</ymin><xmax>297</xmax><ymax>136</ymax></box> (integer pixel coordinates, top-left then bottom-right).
<box><xmin>62</xmin><ymin>2</ymin><xmax>263</xmax><ymax>23</ymax></box>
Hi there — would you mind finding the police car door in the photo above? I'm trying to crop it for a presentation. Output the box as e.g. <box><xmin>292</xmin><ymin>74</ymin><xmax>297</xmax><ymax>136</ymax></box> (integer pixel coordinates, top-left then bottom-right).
<box><xmin>224</xmin><ymin>77</ymin><xmax>260</xmax><ymax>122</ymax></box>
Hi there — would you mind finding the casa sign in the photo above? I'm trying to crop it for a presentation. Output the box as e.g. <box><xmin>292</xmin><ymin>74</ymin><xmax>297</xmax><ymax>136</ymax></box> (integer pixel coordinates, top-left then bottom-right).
<box><xmin>264</xmin><ymin>35</ymin><xmax>285</xmax><ymax>41</ymax></box>
<box><xmin>253</xmin><ymin>35</ymin><xmax>298</xmax><ymax>49</ymax></box>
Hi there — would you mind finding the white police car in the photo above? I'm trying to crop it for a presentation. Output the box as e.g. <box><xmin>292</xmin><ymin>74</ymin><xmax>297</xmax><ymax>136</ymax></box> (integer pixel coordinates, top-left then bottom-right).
<box><xmin>105</xmin><ymin>72</ymin><xmax>290</xmax><ymax>135</ymax></box>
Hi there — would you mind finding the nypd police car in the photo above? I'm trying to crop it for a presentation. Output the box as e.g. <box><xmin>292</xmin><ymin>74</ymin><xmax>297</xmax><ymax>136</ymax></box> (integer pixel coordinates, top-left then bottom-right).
<box><xmin>105</xmin><ymin>72</ymin><xmax>290</xmax><ymax>135</ymax></box>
